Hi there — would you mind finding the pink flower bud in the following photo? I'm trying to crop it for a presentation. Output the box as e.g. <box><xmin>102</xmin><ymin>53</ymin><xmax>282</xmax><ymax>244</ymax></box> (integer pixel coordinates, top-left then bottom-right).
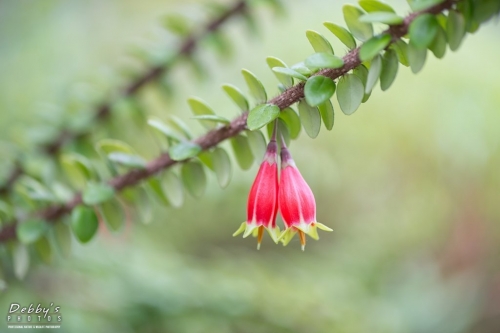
<box><xmin>233</xmin><ymin>138</ymin><xmax>280</xmax><ymax>249</ymax></box>
<box><xmin>278</xmin><ymin>145</ymin><xmax>332</xmax><ymax>250</ymax></box>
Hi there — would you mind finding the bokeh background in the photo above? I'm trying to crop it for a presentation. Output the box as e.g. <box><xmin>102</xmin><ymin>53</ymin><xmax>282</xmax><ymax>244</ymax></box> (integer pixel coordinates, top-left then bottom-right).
<box><xmin>1</xmin><ymin>0</ymin><xmax>500</xmax><ymax>332</ymax></box>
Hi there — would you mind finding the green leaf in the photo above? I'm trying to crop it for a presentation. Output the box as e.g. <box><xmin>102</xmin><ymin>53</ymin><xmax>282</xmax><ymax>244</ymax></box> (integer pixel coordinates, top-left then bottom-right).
<box><xmin>108</xmin><ymin>152</ymin><xmax>147</xmax><ymax>168</ymax></box>
<box><xmin>272</xmin><ymin>67</ymin><xmax>308</xmax><ymax>81</ymax></box>
<box><xmin>318</xmin><ymin>100</ymin><xmax>335</xmax><ymax>131</ymax></box>
<box><xmin>169</xmin><ymin>141</ymin><xmax>202</xmax><ymax>161</ymax></box>
<box><xmin>161</xmin><ymin>171</ymin><xmax>184</xmax><ymax>207</ymax></box>
<box><xmin>359</xmin><ymin>0</ymin><xmax>395</xmax><ymax>13</ymax></box>
<box><xmin>291</xmin><ymin>62</ymin><xmax>313</xmax><ymax>76</ymax></box>
<box><xmin>337</xmin><ymin>74</ymin><xmax>364</xmax><ymax>115</ymax></box>
<box><xmin>53</xmin><ymin>221</ymin><xmax>72</xmax><ymax>258</ymax></box>
<box><xmin>0</xmin><ymin>200</ymin><xmax>13</xmax><ymax>222</ymax></box>
<box><xmin>99</xmin><ymin>199</ymin><xmax>125</xmax><ymax>231</ymax></box>
<box><xmin>96</xmin><ymin>139</ymin><xmax>134</xmax><ymax>155</ymax></box>
<box><xmin>35</xmin><ymin>236</ymin><xmax>52</xmax><ymax>264</ymax></box>
<box><xmin>409</xmin><ymin>14</ymin><xmax>439</xmax><ymax>50</ymax></box>
<box><xmin>304</xmin><ymin>53</ymin><xmax>344</xmax><ymax>70</ymax></box>
<box><xmin>359</xmin><ymin>12</ymin><xmax>403</xmax><ymax>24</ymax></box>
<box><xmin>298</xmin><ymin>100</ymin><xmax>321</xmax><ymax>139</ymax></box>
<box><xmin>429</xmin><ymin>25</ymin><xmax>447</xmax><ymax>58</ymax></box>
<box><xmin>198</xmin><ymin>151</ymin><xmax>214</xmax><ymax>171</ymax></box>
<box><xmin>277</xmin><ymin>118</ymin><xmax>291</xmax><ymax>146</ymax></box>
<box><xmin>241</xmin><ymin>69</ymin><xmax>267</xmax><ymax>104</ymax></box>
<box><xmin>266</xmin><ymin>57</ymin><xmax>293</xmax><ymax>88</ymax></box>
<box><xmin>304</xmin><ymin>75</ymin><xmax>336</xmax><ymax>107</ymax></box>
<box><xmin>181</xmin><ymin>161</ymin><xmax>206</xmax><ymax>198</ymax></box>
<box><xmin>82</xmin><ymin>182</ymin><xmax>115</xmax><ymax>205</ymax></box>
<box><xmin>380</xmin><ymin>49</ymin><xmax>399</xmax><ymax>91</ymax></box>
<box><xmin>191</xmin><ymin>115</ymin><xmax>230</xmax><ymax>124</ymax></box>
<box><xmin>230</xmin><ymin>135</ymin><xmax>254</xmax><ymax>170</ymax></box>
<box><xmin>212</xmin><ymin>148</ymin><xmax>232</xmax><ymax>188</ymax></box>
<box><xmin>365</xmin><ymin>55</ymin><xmax>382</xmax><ymax>94</ymax></box>
<box><xmin>279</xmin><ymin>108</ymin><xmax>301</xmax><ymax>139</ymax></box>
<box><xmin>247</xmin><ymin>130</ymin><xmax>267</xmax><ymax>160</ymax></box>
<box><xmin>343</xmin><ymin>5</ymin><xmax>373</xmax><ymax>41</ymax></box>
<box><xmin>359</xmin><ymin>34</ymin><xmax>391</xmax><ymax>61</ymax></box>
<box><xmin>162</xmin><ymin>14</ymin><xmax>190</xmax><ymax>36</ymax></box>
<box><xmin>247</xmin><ymin>104</ymin><xmax>281</xmax><ymax>131</ymax></box>
<box><xmin>17</xmin><ymin>219</ymin><xmax>48</xmax><ymax>244</ymax></box>
<box><xmin>222</xmin><ymin>84</ymin><xmax>249</xmax><ymax>112</ymax></box>
<box><xmin>187</xmin><ymin>97</ymin><xmax>216</xmax><ymax>129</ymax></box>
<box><xmin>61</xmin><ymin>154</ymin><xmax>95</xmax><ymax>189</ymax></box>
<box><xmin>391</xmin><ymin>39</ymin><xmax>410</xmax><ymax>67</ymax></box>
<box><xmin>305</xmin><ymin>30</ymin><xmax>334</xmax><ymax>54</ymax></box>
<box><xmin>168</xmin><ymin>115</ymin><xmax>192</xmax><ymax>139</ymax></box>
<box><xmin>146</xmin><ymin>177</ymin><xmax>170</xmax><ymax>205</ymax></box>
<box><xmin>409</xmin><ymin>0</ymin><xmax>445</xmax><ymax>11</ymax></box>
<box><xmin>353</xmin><ymin>65</ymin><xmax>371</xmax><ymax>103</ymax></box>
<box><xmin>323</xmin><ymin>22</ymin><xmax>357</xmax><ymax>49</ymax></box>
<box><xmin>71</xmin><ymin>205</ymin><xmax>99</xmax><ymax>243</ymax></box>
<box><xmin>147</xmin><ymin>118</ymin><xmax>184</xmax><ymax>142</ymax></box>
<box><xmin>13</xmin><ymin>243</ymin><xmax>29</xmax><ymax>280</ymax></box>
<box><xmin>408</xmin><ymin>42</ymin><xmax>427</xmax><ymax>74</ymax></box>
<box><xmin>447</xmin><ymin>11</ymin><xmax>466</xmax><ymax>51</ymax></box>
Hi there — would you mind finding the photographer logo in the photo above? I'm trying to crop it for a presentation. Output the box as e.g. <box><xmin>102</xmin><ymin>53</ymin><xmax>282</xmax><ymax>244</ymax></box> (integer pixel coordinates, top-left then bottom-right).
<box><xmin>5</xmin><ymin>303</ymin><xmax>62</xmax><ymax>330</ymax></box>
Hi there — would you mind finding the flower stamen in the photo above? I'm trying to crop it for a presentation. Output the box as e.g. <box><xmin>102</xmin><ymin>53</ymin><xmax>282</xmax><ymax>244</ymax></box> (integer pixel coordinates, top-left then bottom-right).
<box><xmin>298</xmin><ymin>229</ymin><xmax>306</xmax><ymax>251</ymax></box>
<box><xmin>257</xmin><ymin>226</ymin><xmax>264</xmax><ymax>250</ymax></box>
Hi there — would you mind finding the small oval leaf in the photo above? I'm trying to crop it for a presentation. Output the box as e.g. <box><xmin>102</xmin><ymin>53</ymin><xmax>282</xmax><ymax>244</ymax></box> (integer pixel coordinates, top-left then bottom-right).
<box><xmin>306</xmin><ymin>30</ymin><xmax>334</xmax><ymax>54</ymax></box>
<box><xmin>359</xmin><ymin>0</ymin><xmax>396</xmax><ymax>13</ymax></box>
<box><xmin>147</xmin><ymin>118</ymin><xmax>184</xmax><ymax>142</ymax></box>
<box><xmin>318</xmin><ymin>100</ymin><xmax>335</xmax><ymax>131</ymax></box>
<box><xmin>13</xmin><ymin>243</ymin><xmax>29</xmax><ymax>280</ymax></box>
<box><xmin>408</xmin><ymin>42</ymin><xmax>427</xmax><ymax>74</ymax></box>
<box><xmin>187</xmin><ymin>97</ymin><xmax>216</xmax><ymax>129</ymax></box>
<box><xmin>222</xmin><ymin>84</ymin><xmax>249</xmax><ymax>112</ymax></box>
<box><xmin>17</xmin><ymin>219</ymin><xmax>48</xmax><ymax>244</ymax></box>
<box><xmin>337</xmin><ymin>74</ymin><xmax>364</xmax><ymax>115</ymax></box>
<box><xmin>343</xmin><ymin>5</ymin><xmax>373</xmax><ymax>41</ymax></box>
<box><xmin>231</xmin><ymin>135</ymin><xmax>254</xmax><ymax>170</ymax></box>
<box><xmin>323</xmin><ymin>22</ymin><xmax>356</xmax><ymax>49</ymax></box>
<box><xmin>279</xmin><ymin>108</ymin><xmax>301</xmax><ymax>139</ymax></box>
<box><xmin>390</xmin><ymin>39</ymin><xmax>410</xmax><ymax>67</ymax></box>
<box><xmin>409</xmin><ymin>14</ymin><xmax>439</xmax><ymax>50</ymax></box>
<box><xmin>304</xmin><ymin>53</ymin><xmax>344</xmax><ymax>70</ymax></box>
<box><xmin>191</xmin><ymin>115</ymin><xmax>230</xmax><ymax>124</ymax></box>
<box><xmin>304</xmin><ymin>75</ymin><xmax>336</xmax><ymax>107</ymax></box>
<box><xmin>298</xmin><ymin>100</ymin><xmax>321</xmax><ymax>139</ymax></box>
<box><xmin>447</xmin><ymin>11</ymin><xmax>466</xmax><ymax>51</ymax></box>
<box><xmin>359</xmin><ymin>34</ymin><xmax>391</xmax><ymax>62</ymax></box>
<box><xmin>365</xmin><ymin>55</ymin><xmax>382</xmax><ymax>94</ymax></box>
<box><xmin>266</xmin><ymin>57</ymin><xmax>293</xmax><ymax>88</ymax></box>
<box><xmin>212</xmin><ymin>148</ymin><xmax>232</xmax><ymax>188</ymax></box>
<box><xmin>380</xmin><ymin>49</ymin><xmax>399</xmax><ymax>91</ymax></box>
<box><xmin>162</xmin><ymin>171</ymin><xmax>184</xmax><ymax>207</ymax></box>
<box><xmin>247</xmin><ymin>130</ymin><xmax>267</xmax><ymax>160</ymax></box>
<box><xmin>241</xmin><ymin>69</ymin><xmax>267</xmax><ymax>104</ymax></box>
<box><xmin>82</xmin><ymin>182</ymin><xmax>115</xmax><ymax>206</ymax></box>
<box><xmin>71</xmin><ymin>205</ymin><xmax>99</xmax><ymax>244</ymax></box>
<box><xmin>108</xmin><ymin>152</ymin><xmax>147</xmax><ymax>168</ymax></box>
<box><xmin>247</xmin><ymin>104</ymin><xmax>281</xmax><ymax>131</ymax></box>
<box><xmin>359</xmin><ymin>12</ymin><xmax>403</xmax><ymax>24</ymax></box>
<box><xmin>272</xmin><ymin>67</ymin><xmax>308</xmax><ymax>81</ymax></box>
<box><xmin>169</xmin><ymin>141</ymin><xmax>202</xmax><ymax>161</ymax></box>
<box><xmin>181</xmin><ymin>161</ymin><xmax>206</xmax><ymax>198</ymax></box>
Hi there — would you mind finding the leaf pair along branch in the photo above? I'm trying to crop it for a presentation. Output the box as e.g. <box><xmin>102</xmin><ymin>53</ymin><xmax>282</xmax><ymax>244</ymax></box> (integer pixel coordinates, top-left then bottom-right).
<box><xmin>0</xmin><ymin>0</ymin><xmax>249</xmax><ymax>195</ymax></box>
<box><xmin>0</xmin><ymin>0</ymin><xmax>458</xmax><ymax>243</ymax></box>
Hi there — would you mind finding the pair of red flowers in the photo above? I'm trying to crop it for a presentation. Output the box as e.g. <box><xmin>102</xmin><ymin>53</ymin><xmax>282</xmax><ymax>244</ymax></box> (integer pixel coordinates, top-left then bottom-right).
<box><xmin>233</xmin><ymin>127</ymin><xmax>332</xmax><ymax>250</ymax></box>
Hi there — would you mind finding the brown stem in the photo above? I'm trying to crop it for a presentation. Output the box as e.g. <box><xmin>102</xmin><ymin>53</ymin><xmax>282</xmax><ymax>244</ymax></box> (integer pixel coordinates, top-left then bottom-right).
<box><xmin>0</xmin><ymin>0</ymin><xmax>457</xmax><ymax>243</ymax></box>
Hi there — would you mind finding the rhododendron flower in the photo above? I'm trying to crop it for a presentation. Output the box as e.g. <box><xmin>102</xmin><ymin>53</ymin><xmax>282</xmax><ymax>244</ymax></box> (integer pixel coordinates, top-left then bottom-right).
<box><xmin>233</xmin><ymin>137</ymin><xmax>280</xmax><ymax>249</ymax></box>
<box><xmin>278</xmin><ymin>140</ymin><xmax>332</xmax><ymax>250</ymax></box>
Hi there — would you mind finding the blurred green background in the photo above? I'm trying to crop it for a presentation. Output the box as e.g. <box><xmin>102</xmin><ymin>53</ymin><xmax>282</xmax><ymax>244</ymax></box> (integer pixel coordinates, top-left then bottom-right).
<box><xmin>1</xmin><ymin>0</ymin><xmax>500</xmax><ymax>332</ymax></box>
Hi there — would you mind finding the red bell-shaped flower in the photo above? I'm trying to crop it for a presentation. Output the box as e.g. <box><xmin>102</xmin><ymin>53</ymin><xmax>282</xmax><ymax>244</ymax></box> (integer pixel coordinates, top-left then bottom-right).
<box><xmin>278</xmin><ymin>141</ymin><xmax>332</xmax><ymax>250</ymax></box>
<box><xmin>233</xmin><ymin>137</ymin><xmax>280</xmax><ymax>249</ymax></box>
